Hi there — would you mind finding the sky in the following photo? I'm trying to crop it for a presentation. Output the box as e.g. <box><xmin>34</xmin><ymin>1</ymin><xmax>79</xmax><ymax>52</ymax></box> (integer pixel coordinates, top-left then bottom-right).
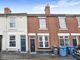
<box><xmin>0</xmin><ymin>0</ymin><xmax>80</xmax><ymax>14</ymax></box>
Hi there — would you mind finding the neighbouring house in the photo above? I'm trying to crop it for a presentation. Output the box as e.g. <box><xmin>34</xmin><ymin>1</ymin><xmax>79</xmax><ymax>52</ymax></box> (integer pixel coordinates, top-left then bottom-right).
<box><xmin>27</xmin><ymin>4</ymin><xmax>80</xmax><ymax>54</ymax></box>
<box><xmin>0</xmin><ymin>8</ymin><xmax>28</xmax><ymax>53</ymax></box>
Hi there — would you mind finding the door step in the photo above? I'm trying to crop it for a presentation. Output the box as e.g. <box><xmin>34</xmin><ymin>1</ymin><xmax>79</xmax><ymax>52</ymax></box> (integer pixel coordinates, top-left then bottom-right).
<box><xmin>20</xmin><ymin>52</ymin><xmax>27</xmax><ymax>54</ymax></box>
<box><xmin>30</xmin><ymin>52</ymin><xmax>36</xmax><ymax>54</ymax></box>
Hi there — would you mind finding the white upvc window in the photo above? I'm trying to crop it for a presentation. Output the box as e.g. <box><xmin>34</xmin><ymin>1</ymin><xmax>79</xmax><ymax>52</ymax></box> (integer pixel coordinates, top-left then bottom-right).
<box><xmin>39</xmin><ymin>17</ymin><xmax>46</xmax><ymax>29</ymax></box>
<box><xmin>38</xmin><ymin>35</ymin><xmax>49</xmax><ymax>48</ymax></box>
<box><xmin>58</xmin><ymin>17</ymin><xmax>67</xmax><ymax>29</ymax></box>
<box><xmin>59</xmin><ymin>36</ymin><xmax>69</xmax><ymax>46</ymax></box>
<box><xmin>9</xmin><ymin>35</ymin><xmax>16</xmax><ymax>47</ymax></box>
<box><xmin>76</xmin><ymin>17</ymin><xmax>80</xmax><ymax>28</ymax></box>
<box><xmin>10</xmin><ymin>17</ymin><xmax>16</xmax><ymax>28</ymax></box>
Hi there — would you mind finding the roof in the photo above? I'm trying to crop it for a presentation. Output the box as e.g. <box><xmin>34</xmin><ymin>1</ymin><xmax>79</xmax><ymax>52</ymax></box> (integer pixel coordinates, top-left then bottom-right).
<box><xmin>0</xmin><ymin>13</ymin><xmax>80</xmax><ymax>17</ymax></box>
<box><xmin>27</xmin><ymin>14</ymin><xmax>80</xmax><ymax>17</ymax></box>
<box><xmin>0</xmin><ymin>13</ymin><xmax>27</xmax><ymax>17</ymax></box>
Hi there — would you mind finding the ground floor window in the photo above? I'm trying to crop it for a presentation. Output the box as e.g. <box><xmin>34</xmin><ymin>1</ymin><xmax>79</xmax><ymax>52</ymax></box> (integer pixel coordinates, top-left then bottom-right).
<box><xmin>38</xmin><ymin>35</ymin><xmax>49</xmax><ymax>48</ymax></box>
<box><xmin>59</xmin><ymin>36</ymin><xmax>69</xmax><ymax>46</ymax></box>
<box><xmin>9</xmin><ymin>35</ymin><xmax>16</xmax><ymax>47</ymax></box>
<box><xmin>72</xmin><ymin>36</ymin><xmax>78</xmax><ymax>46</ymax></box>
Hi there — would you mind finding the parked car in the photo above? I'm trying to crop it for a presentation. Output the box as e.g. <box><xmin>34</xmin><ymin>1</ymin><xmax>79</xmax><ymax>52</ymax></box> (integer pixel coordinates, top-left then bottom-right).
<box><xmin>73</xmin><ymin>46</ymin><xmax>80</xmax><ymax>60</ymax></box>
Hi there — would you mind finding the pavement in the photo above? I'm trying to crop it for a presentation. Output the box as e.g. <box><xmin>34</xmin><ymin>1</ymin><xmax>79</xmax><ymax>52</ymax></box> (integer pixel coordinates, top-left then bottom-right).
<box><xmin>0</xmin><ymin>53</ymin><xmax>76</xmax><ymax>60</ymax></box>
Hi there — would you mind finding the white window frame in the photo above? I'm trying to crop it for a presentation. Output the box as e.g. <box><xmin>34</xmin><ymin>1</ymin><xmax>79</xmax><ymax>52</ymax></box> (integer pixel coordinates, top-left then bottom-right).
<box><xmin>58</xmin><ymin>17</ymin><xmax>67</xmax><ymax>29</ymax></box>
<box><xmin>9</xmin><ymin>17</ymin><xmax>16</xmax><ymax>29</ymax></box>
<box><xmin>71</xmin><ymin>33</ymin><xmax>80</xmax><ymax>46</ymax></box>
<box><xmin>9</xmin><ymin>35</ymin><xmax>16</xmax><ymax>47</ymax></box>
<box><xmin>38</xmin><ymin>17</ymin><xmax>47</xmax><ymax>30</ymax></box>
<box><xmin>38</xmin><ymin>36</ymin><xmax>43</xmax><ymax>47</ymax></box>
<box><xmin>59</xmin><ymin>36</ymin><xmax>70</xmax><ymax>47</ymax></box>
<box><xmin>76</xmin><ymin>17</ymin><xmax>80</xmax><ymax>28</ymax></box>
<box><xmin>38</xmin><ymin>35</ymin><xmax>49</xmax><ymax>48</ymax></box>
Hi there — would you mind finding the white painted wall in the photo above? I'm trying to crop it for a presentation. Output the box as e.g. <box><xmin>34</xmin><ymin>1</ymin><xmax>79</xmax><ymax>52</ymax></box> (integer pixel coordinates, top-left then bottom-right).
<box><xmin>0</xmin><ymin>17</ymin><xmax>6</xmax><ymax>33</ymax></box>
<box><xmin>1</xmin><ymin>15</ymin><xmax>28</xmax><ymax>52</ymax></box>
<box><xmin>0</xmin><ymin>16</ymin><xmax>7</xmax><ymax>51</ymax></box>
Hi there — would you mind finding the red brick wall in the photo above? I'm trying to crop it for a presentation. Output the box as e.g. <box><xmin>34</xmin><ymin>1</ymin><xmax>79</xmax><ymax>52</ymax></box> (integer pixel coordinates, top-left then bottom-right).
<box><xmin>66</xmin><ymin>16</ymin><xmax>78</xmax><ymax>33</ymax></box>
<box><xmin>27</xmin><ymin>16</ymin><xmax>39</xmax><ymax>33</ymax></box>
<box><xmin>47</xmin><ymin>16</ymin><xmax>59</xmax><ymax>47</ymax></box>
<box><xmin>27</xmin><ymin>15</ymin><xmax>80</xmax><ymax>51</ymax></box>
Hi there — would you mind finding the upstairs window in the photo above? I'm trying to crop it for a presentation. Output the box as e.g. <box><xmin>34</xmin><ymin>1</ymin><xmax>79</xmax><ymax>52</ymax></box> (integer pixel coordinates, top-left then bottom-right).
<box><xmin>10</xmin><ymin>17</ymin><xmax>16</xmax><ymax>28</ymax></box>
<box><xmin>76</xmin><ymin>17</ymin><xmax>80</xmax><ymax>28</ymax></box>
<box><xmin>39</xmin><ymin>17</ymin><xmax>46</xmax><ymax>29</ymax></box>
<box><xmin>58</xmin><ymin>17</ymin><xmax>66</xmax><ymax>29</ymax></box>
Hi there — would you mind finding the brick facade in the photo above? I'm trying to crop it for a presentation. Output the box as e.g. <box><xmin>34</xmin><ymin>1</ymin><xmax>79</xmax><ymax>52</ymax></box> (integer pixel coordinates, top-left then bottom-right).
<box><xmin>27</xmin><ymin>5</ymin><xmax>80</xmax><ymax>53</ymax></box>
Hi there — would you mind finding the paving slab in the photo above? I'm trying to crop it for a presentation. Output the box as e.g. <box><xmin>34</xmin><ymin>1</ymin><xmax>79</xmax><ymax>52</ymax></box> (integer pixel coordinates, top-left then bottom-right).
<box><xmin>0</xmin><ymin>54</ymin><xmax>75</xmax><ymax>60</ymax></box>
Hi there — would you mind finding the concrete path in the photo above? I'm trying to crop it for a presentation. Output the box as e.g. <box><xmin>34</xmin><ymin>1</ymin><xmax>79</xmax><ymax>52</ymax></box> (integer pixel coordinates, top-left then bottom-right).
<box><xmin>0</xmin><ymin>53</ymin><xmax>75</xmax><ymax>60</ymax></box>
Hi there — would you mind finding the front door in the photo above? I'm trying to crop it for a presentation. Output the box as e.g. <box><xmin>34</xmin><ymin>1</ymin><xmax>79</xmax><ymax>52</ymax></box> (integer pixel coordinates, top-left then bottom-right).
<box><xmin>73</xmin><ymin>39</ymin><xmax>77</xmax><ymax>46</ymax></box>
<box><xmin>30</xmin><ymin>39</ymin><xmax>35</xmax><ymax>52</ymax></box>
<box><xmin>0</xmin><ymin>35</ymin><xmax>2</xmax><ymax>51</ymax></box>
<box><xmin>21</xmin><ymin>35</ymin><xmax>26</xmax><ymax>52</ymax></box>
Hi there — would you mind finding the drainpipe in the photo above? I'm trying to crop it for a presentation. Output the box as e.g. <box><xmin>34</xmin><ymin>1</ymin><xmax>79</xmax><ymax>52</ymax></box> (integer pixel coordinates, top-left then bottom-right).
<box><xmin>6</xmin><ymin>14</ymin><xmax>8</xmax><ymax>52</ymax></box>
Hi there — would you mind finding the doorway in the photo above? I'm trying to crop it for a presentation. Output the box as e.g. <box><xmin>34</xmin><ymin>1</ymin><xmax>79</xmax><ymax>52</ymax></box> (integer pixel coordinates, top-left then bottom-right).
<box><xmin>73</xmin><ymin>39</ymin><xmax>77</xmax><ymax>46</ymax></box>
<box><xmin>21</xmin><ymin>35</ymin><xmax>26</xmax><ymax>52</ymax></box>
<box><xmin>30</xmin><ymin>36</ymin><xmax>35</xmax><ymax>52</ymax></box>
<box><xmin>0</xmin><ymin>35</ymin><xmax>2</xmax><ymax>51</ymax></box>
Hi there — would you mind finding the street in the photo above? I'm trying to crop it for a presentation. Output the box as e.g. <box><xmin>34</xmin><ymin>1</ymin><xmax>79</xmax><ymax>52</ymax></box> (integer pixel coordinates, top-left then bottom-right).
<box><xmin>0</xmin><ymin>53</ymin><xmax>75</xmax><ymax>60</ymax></box>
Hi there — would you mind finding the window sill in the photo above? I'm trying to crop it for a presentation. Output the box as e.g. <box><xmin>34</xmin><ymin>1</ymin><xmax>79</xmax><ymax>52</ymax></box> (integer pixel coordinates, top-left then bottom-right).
<box><xmin>39</xmin><ymin>28</ymin><xmax>48</xmax><ymax>30</ymax></box>
<box><xmin>8</xmin><ymin>28</ymin><xmax>16</xmax><ymax>30</ymax></box>
<box><xmin>7</xmin><ymin>47</ymin><xmax>17</xmax><ymax>51</ymax></box>
<box><xmin>38</xmin><ymin>47</ymin><xmax>50</xmax><ymax>49</ymax></box>
<box><xmin>78</xmin><ymin>26</ymin><xmax>80</xmax><ymax>28</ymax></box>
<box><xmin>9</xmin><ymin>46</ymin><xmax>16</xmax><ymax>48</ymax></box>
<box><xmin>59</xmin><ymin>28</ymin><xmax>68</xmax><ymax>30</ymax></box>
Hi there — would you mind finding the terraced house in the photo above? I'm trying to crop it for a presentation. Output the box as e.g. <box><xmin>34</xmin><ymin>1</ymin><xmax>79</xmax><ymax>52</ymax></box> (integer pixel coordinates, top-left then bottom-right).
<box><xmin>27</xmin><ymin>4</ymin><xmax>80</xmax><ymax>54</ymax></box>
<box><xmin>0</xmin><ymin>4</ymin><xmax>80</xmax><ymax>54</ymax></box>
<box><xmin>0</xmin><ymin>8</ymin><xmax>28</xmax><ymax>53</ymax></box>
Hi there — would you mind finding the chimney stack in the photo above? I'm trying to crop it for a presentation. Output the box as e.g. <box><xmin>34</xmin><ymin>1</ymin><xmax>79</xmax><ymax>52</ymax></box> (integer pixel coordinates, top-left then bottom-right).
<box><xmin>4</xmin><ymin>7</ymin><xmax>11</xmax><ymax>14</ymax></box>
<box><xmin>45</xmin><ymin>3</ymin><xmax>50</xmax><ymax>14</ymax></box>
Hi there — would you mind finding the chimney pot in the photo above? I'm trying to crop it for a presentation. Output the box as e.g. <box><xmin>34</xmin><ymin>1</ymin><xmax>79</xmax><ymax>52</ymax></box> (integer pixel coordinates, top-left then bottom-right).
<box><xmin>4</xmin><ymin>7</ymin><xmax>11</xmax><ymax>14</ymax></box>
<box><xmin>45</xmin><ymin>3</ymin><xmax>50</xmax><ymax>14</ymax></box>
